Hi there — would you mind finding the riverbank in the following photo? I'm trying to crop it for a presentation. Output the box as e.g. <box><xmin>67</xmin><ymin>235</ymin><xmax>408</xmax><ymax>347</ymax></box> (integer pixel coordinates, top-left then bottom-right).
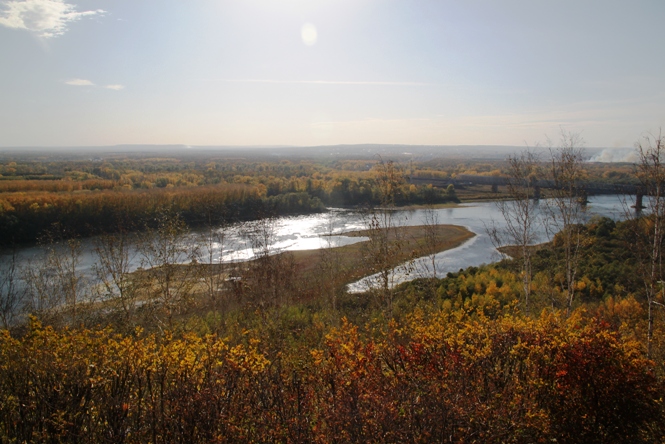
<box><xmin>497</xmin><ymin>244</ymin><xmax>546</xmax><ymax>259</ymax></box>
<box><xmin>51</xmin><ymin>224</ymin><xmax>473</xmax><ymax>329</ymax></box>
<box><xmin>5</xmin><ymin>195</ymin><xmax>629</xmax><ymax>332</ymax></box>
<box><xmin>290</xmin><ymin>224</ymin><xmax>474</xmax><ymax>292</ymax></box>
<box><xmin>391</xmin><ymin>202</ymin><xmax>464</xmax><ymax>210</ymax></box>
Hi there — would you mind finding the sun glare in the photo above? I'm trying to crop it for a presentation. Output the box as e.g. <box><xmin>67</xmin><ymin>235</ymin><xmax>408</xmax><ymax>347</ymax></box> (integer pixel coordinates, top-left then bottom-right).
<box><xmin>301</xmin><ymin>23</ymin><xmax>317</xmax><ymax>46</ymax></box>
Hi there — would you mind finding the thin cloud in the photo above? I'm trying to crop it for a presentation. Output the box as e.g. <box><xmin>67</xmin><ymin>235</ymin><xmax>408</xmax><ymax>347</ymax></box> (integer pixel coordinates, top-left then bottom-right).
<box><xmin>64</xmin><ymin>79</ymin><xmax>125</xmax><ymax>90</ymax></box>
<box><xmin>0</xmin><ymin>0</ymin><xmax>104</xmax><ymax>38</ymax></box>
<box><xmin>201</xmin><ymin>79</ymin><xmax>430</xmax><ymax>86</ymax></box>
<box><xmin>65</xmin><ymin>78</ymin><xmax>94</xmax><ymax>86</ymax></box>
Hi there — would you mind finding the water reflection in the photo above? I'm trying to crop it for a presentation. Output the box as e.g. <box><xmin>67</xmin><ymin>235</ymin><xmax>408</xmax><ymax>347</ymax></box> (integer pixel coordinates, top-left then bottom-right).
<box><xmin>347</xmin><ymin>195</ymin><xmax>629</xmax><ymax>291</ymax></box>
<box><xmin>2</xmin><ymin>195</ymin><xmax>632</xmax><ymax>291</ymax></box>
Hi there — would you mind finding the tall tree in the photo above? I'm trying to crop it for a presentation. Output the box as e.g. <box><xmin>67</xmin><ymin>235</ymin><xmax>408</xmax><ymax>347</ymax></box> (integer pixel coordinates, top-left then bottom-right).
<box><xmin>22</xmin><ymin>237</ymin><xmax>86</xmax><ymax>326</ymax></box>
<box><xmin>633</xmin><ymin>131</ymin><xmax>665</xmax><ymax>357</ymax></box>
<box><xmin>0</xmin><ymin>250</ymin><xmax>24</xmax><ymax>330</ymax></box>
<box><xmin>195</xmin><ymin>203</ymin><xmax>231</xmax><ymax>310</ymax></box>
<box><xmin>93</xmin><ymin>231</ymin><xmax>142</xmax><ymax>328</ymax></box>
<box><xmin>545</xmin><ymin>131</ymin><xmax>587</xmax><ymax>314</ymax></box>
<box><xmin>487</xmin><ymin>150</ymin><xmax>541</xmax><ymax>313</ymax></box>
<box><xmin>420</xmin><ymin>205</ymin><xmax>441</xmax><ymax>279</ymax></box>
<box><xmin>362</xmin><ymin>158</ymin><xmax>410</xmax><ymax>313</ymax></box>
<box><xmin>241</xmin><ymin>217</ymin><xmax>296</xmax><ymax>310</ymax></box>
<box><xmin>317</xmin><ymin>212</ymin><xmax>345</xmax><ymax>311</ymax></box>
<box><xmin>138</xmin><ymin>212</ymin><xmax>199</xmax><ymax>329</ymax></box>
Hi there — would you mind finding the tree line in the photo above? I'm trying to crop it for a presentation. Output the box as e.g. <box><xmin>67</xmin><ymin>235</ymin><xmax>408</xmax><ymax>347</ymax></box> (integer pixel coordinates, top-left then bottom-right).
<box><xmin>0</xmin><ymin>185</ymin><xmax>325</xmax><ymax>245</ymax></box>
<box><xmin>0</xmin><ymin>156</ymin><xmax>462</xmax><ymax>245</ymax></box>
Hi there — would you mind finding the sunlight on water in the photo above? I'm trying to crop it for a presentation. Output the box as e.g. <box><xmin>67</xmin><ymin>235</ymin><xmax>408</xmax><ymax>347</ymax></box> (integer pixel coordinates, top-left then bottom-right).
<box><xmin>3</xmin><ymin>195</ymin><xmax>633</xmax><ymax>292</ymax></box>
<box><xmin>347</xmin><ymin>195</ymin><xmax>632</xmax><ymax>292</ymax></box>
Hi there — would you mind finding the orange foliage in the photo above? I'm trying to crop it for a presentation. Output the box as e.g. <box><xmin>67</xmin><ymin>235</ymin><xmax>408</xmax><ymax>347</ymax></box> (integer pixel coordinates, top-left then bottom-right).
<box><xmin>1</xmin><ymin>305</ymin><xmax>662</xmax><ymax>443</ymax></box>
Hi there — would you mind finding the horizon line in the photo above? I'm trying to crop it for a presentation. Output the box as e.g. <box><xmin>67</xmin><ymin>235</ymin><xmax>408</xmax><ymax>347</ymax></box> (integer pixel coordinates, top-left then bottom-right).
<box><xmin>197</xmin><ymin>78</ymin><xmax>432</xmax><ymax>86</ymax></box>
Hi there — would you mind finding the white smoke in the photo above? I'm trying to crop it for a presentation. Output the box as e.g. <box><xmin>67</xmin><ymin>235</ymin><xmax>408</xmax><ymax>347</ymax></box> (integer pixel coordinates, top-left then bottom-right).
<box><xmin>588</xmin><ymin>148</ymin><xmax>638</xmax><ymax>163</ymax></box>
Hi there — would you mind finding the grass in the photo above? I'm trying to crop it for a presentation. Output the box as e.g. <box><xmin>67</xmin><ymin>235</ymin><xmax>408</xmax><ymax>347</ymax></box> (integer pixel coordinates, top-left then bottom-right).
<box><xmin>190</xmin><ymin>224</ymin><xmax>474</xmax><ymax>292</ymax></box>
<box><xmin>59</xmin><ymin>223</ymin><xmax>475</xmax><ymax>334</ymax></box>
<box><xmin>288</xmin><ymin>224</ymin><xmax>474</xmax><ymax>292</ymax></box>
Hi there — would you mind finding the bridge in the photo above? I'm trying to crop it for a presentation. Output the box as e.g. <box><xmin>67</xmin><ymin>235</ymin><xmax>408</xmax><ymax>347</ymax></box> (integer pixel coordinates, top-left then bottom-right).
<box><xmin>409</xmin><ymin>174</ymin><xmax>640</xmax><ymax>196</ymax></box>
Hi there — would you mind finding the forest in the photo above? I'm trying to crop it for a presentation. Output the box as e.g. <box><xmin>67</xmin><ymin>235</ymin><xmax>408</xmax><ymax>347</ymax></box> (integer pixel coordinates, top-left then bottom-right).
<box><xmin>0</xmin><ymin>150</ymin><xmax>465</xmax><ymax>245</ymax></box>
<box><xmin>0</xmin><ymin>145</ymin><xmax>634</xmax><ymax>245</ymax></box>
<box><xmin>0</xmin><ymin>138</ymin><xmax>664</xmax><ymax>443</ymax></box>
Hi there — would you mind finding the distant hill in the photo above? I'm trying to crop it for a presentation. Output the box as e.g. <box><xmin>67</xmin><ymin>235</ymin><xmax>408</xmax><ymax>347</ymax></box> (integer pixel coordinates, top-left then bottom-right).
<box><xmin>0</xmin><ymin>144</ymin><xmax>613</xmax><ymax>161</ymax></box>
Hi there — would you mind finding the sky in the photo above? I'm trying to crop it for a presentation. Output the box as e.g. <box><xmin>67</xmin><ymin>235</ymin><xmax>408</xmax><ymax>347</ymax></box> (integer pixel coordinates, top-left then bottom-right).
<box><xmin>0</xmin><ymin>0</ymin><xmax>664</xmax><ymax>148</ymax></box>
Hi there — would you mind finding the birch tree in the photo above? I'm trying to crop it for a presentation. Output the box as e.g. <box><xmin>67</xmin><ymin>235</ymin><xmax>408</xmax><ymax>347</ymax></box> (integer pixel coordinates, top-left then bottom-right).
<box><xmin>487</xmin><ymin>150</ymin><xmax>541</xmax><ymax>313</ymax></box>
<box><xmin>0</xmin><ymin>250</ymin><xmax>24</xmax><ymax>329</ymax></box>
<box><xmin>632</xmin><ymin>131</ymin><xmax>665</xmax><ymax>357</ymax></box>
<box><xmin>544</xmin><ymin>131</ymin><xmax>587</xmax><ymax>314</ymax></box>
<box><xmin>22</xmin><ymin>238</ymin><xmax>86</xmax><ymax>326</ymax></box>
<box><xmin>93</xmin><ymin>231</ymin><xmax>141</xmax><ymax>327</ymax></box>
<box><xmin>138</xmin><ymin>213</ymin><xmax>199</xmax><ymax>329</ymax></box>
<box><xmin>362</xmin><ymin>158</ymin><xmax>410</xmax><ymax>313</ymax></box>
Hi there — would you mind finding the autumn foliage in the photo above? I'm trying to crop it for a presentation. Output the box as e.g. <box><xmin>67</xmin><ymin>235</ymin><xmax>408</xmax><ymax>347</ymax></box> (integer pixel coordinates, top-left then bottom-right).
<box><xmin>0</xmin><ymin>155</ymin><xmax>459</xmax><ymax>244</ymax></box>
<box><xmin>1</xmin><ymin>152</ymin><xmax>663</xmax><ymax>442</ymax></box>
<box><xmin>1</xmin><ymin>304</ymin><xmax>662</xmax><ymax>443</ymax></box>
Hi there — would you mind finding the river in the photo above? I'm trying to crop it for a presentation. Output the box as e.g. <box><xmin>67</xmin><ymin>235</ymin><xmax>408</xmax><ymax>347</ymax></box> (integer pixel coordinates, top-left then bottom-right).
<box><xmin>1</xmin><ymin>195</ymin><xmax>632</xmax><ymax>293</ymax></box>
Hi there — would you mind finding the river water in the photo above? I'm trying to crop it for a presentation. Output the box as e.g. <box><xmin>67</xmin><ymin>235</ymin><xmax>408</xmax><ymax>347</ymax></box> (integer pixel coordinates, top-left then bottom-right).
<box><xmin>347</xmin><ymin>195</ymin><xmax>628</xmax><ymax>291</ymax></box>
<box><xmin>2</xmin><ymin>195</ymin><xmax>631</xmax><ymax>292</ymax></box>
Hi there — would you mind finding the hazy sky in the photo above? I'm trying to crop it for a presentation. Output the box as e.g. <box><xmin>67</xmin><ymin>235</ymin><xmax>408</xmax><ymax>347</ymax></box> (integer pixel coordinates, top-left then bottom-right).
<box><xmin>1</xmin><ymin>0</ymin><xmax>663</xmax><ymax>148</ymax></box>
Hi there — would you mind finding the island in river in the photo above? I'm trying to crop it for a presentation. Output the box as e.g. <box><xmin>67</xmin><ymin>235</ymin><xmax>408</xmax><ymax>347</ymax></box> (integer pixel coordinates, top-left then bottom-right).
<box><xmin>189</xmin><ymin>224</ymin><xmax>475</xmax><ymax>304</ymax></box>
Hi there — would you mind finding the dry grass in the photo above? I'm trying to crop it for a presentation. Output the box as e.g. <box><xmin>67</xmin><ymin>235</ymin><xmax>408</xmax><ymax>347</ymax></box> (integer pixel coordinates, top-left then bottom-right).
<box><xmin>289</xmin><ymin>224</ymin><xmax>474</xmax><ymax>292</ymax></box>
<box><xmin>94</xmin><ymin>224</ymin><xmax>476</xmax><ymax>325</ymax></box>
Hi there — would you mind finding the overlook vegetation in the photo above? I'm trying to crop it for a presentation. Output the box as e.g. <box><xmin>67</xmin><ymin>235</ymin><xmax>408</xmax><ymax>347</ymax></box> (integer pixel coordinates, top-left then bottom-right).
<box><xmin>1</xmin><ymin>143</ymin><xmax>664</xmax><ymax>443</ymax></box>
<box><xmin>2</xmin><ymin>215</ymin><xmax>665</xmax><ymax>442</ymax></box>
